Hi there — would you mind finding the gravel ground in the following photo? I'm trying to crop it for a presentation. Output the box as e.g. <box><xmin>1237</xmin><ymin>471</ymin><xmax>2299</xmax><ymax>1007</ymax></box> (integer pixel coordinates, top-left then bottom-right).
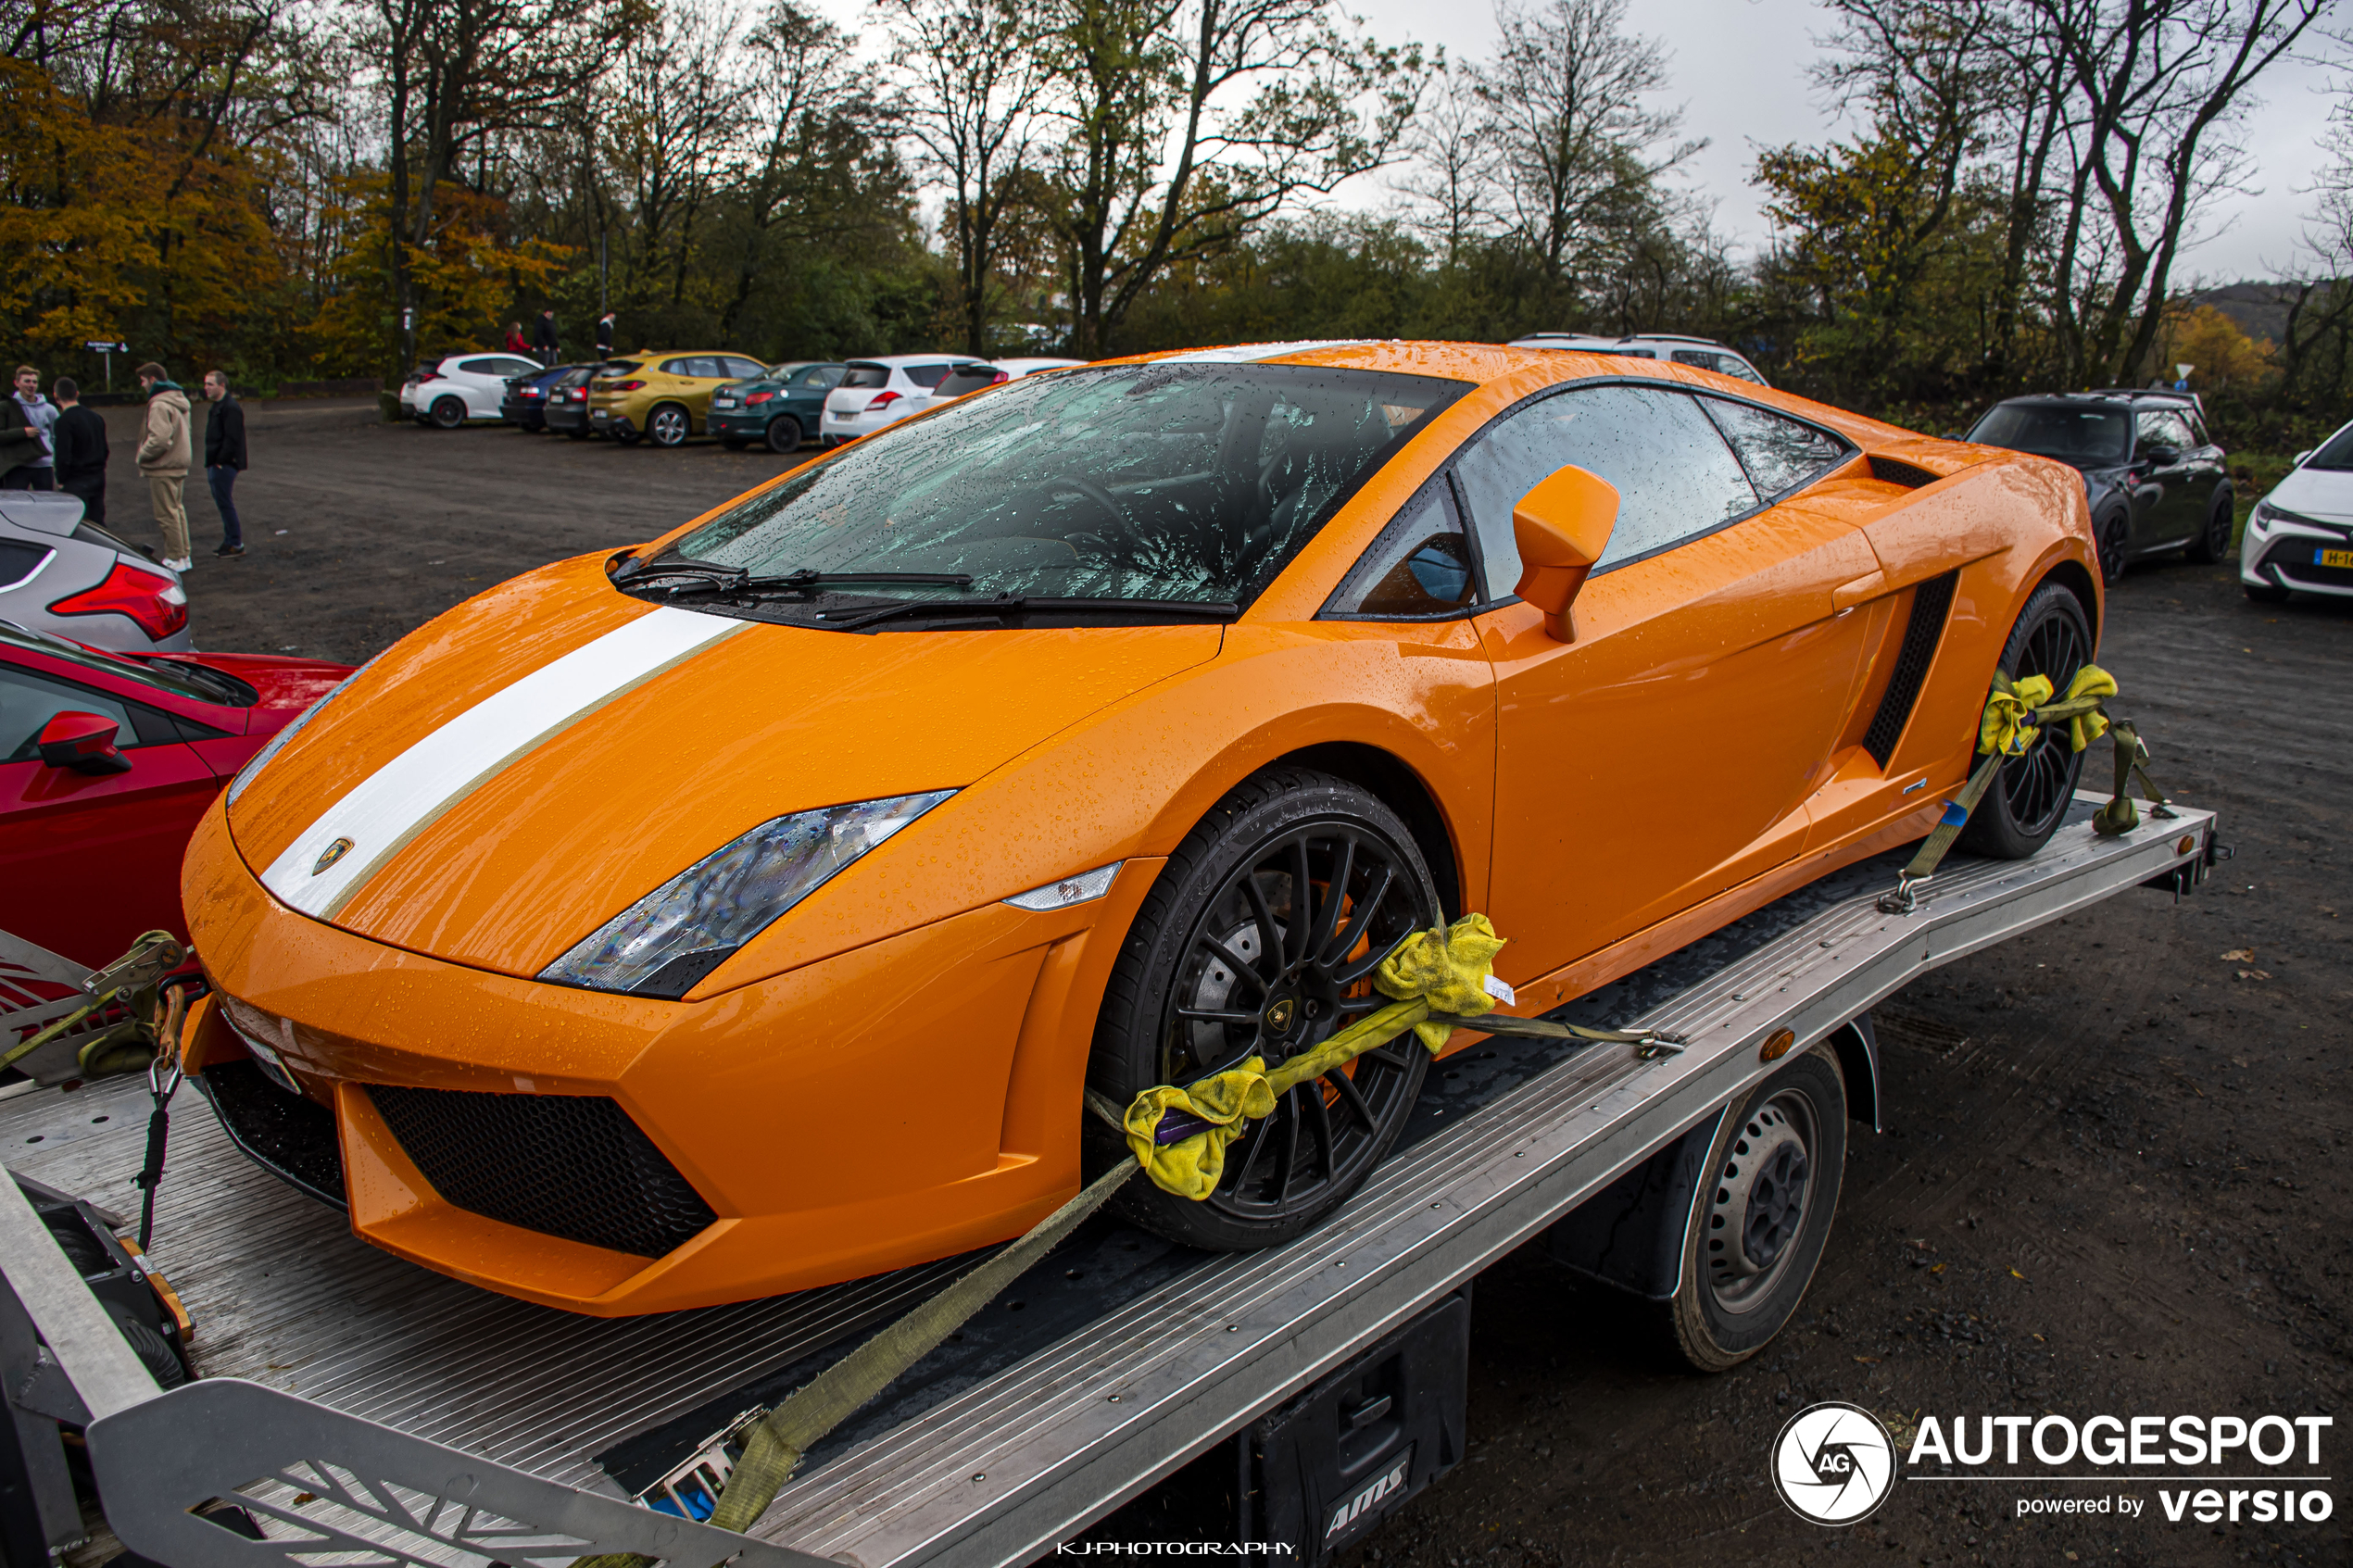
<box><xmin>122</xmin><ymin>399</ymin><xmax>2353</xmax><ymax>1567</ymax></box>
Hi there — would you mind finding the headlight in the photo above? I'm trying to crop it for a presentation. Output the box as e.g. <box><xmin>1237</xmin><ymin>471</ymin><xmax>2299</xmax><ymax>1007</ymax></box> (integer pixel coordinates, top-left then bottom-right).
<box><xmin>2247</xmin><ymin>499</ymin><xmax>2275</xmax><ymax>533</ymax></box>
<box><xmin>226</xmin><ymin>652</ymin><xmax>383</xmax><ymax>807</ymax></box>
<box><xmin>539</xmin><ymin>790</ymin><xmax>956</xmax><ymax>997</ymax></box>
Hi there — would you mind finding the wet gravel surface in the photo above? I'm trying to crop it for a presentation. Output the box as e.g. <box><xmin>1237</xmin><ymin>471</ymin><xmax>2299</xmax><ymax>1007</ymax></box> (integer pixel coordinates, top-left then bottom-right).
<box><xmin>141</xmin><ymin>406</ymin><xmax>2353</xmax><ymax>1566</ymax></box>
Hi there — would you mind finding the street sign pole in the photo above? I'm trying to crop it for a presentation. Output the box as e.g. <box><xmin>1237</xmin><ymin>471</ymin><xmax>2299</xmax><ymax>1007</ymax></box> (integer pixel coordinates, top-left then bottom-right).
<box><xmin>82</xmin><ymin>341</ymin><xmax>129</xmax><ymax>392</ymax></box>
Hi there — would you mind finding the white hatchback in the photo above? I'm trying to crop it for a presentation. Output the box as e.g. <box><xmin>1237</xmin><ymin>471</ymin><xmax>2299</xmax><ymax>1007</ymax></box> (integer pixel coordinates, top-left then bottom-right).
<box><xmin>1506</xmin><ymin>332</ymin><xmax>1769</xmax><ymax>387</ymax></box>
<box><xmin>400</xmin><ymin>353</ymin><xmax>546</xmax><ymax>430</ymax></box>
<box><xmin>2240</xmin><ymin>417</ymin><xmax>2353</xmax><ymax>603</ymax></box>
<box><xmin>819</xmin><ymin>355</ymin><xmax>982</xmax><ymax>446</ymax></box>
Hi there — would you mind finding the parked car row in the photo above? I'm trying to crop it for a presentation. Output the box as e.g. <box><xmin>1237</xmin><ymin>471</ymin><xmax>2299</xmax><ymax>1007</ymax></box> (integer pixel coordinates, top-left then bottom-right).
<box><xmin>398</xmin><ymin>350</ymin><xmax>1085</xmax><ymax>452</ymax></box>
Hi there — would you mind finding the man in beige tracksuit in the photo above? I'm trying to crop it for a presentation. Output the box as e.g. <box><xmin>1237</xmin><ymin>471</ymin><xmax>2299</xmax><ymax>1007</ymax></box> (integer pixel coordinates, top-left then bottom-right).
<box><xmin>134</xmin><ymin>362</ymin><xmax>193</xmax><ymax>571</ymax></box>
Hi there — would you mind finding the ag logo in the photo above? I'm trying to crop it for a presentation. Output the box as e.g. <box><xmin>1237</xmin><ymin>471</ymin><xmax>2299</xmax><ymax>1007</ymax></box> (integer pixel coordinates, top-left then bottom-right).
<box><xmin>1770</xmin><ymin>1401</ymin><xmax>1895</xmax><ymax>1524</ymax></box>
<box><xmin>312</xmin><ymin>836</ymin><xmax>354</xmax><ymax>876</ymax></box>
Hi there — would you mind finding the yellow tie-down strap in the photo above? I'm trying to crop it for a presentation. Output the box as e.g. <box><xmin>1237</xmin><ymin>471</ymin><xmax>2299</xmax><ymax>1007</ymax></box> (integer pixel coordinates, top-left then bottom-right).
<box><xmin>1120</xmin><ymin>914</ymin><xmax>1684</xmax><ymax>1201</ymax></box>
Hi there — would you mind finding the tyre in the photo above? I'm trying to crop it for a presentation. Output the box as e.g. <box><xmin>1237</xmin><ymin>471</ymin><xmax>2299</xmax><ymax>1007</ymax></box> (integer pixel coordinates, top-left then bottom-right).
<box><xmin>648</xmin><ymin>403</ymin><xmax>691</xmax><ymax>447</ymax></box>
<box><xmin>764</xmin><ymin>415</ymin><xmax>804</xmax><ymax>454</ymax></box>
<box><xmin>428</xmin><ymin>396</ymin><xmax>467</xmax><ymax>431</ymax></box>
<box><xmin>1956</xmin><ymin>580</ymin><xmax>2093</xmax><ymax>860</ymax></box>
<box><xmin>1662</xmin><ymin>1045</ymin><xmax>1847</xmax><ymax>1372</ymax></box>
<box><xmin>2183</xmin><ymin>486</ymin><xmax>2234</xmax><ymax>563</ymax></box>
<box><xmin>1086</xmin><ymin>768</ymin><xmax>1439</xmax><ymax>1251</ymax></box>
<box><xmin>2095</xmin><ymin>508</ymin><xmax>2130</xmax><ymax>585</ymax></box>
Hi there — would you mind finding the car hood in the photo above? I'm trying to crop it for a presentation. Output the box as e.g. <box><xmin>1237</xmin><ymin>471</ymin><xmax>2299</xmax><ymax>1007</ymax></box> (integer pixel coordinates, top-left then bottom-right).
<box><xmin>2267</xmin><ymin>465</ymin><xmax>2353</xmax><ymax>522</ymax></box>
<box><xmin>220</xmin><ymin>553</ymin><xmax>1221</xmax><ymax>979</ymax></box>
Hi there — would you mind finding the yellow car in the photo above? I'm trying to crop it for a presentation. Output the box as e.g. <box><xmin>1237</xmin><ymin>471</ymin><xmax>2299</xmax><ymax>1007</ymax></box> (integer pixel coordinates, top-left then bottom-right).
<box><xmin>588</xmin><ymin>351</ymin><xmax>773</xmax><ymax>447</ymax></box>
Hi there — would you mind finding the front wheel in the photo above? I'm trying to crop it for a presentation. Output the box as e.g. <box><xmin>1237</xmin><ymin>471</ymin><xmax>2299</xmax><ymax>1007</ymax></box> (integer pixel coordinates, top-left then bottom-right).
<box><xmin>1086</xmin><ymin>768</ymin><xmax>1439</xmax><ymax>1252</ymax></box>
<box><xmin>1957</xmin><ymin>581</ymin><xmax>2093</xmax><ymax>860</ymax></box>
<box><xmin>1662</xmin><ymin>1046</ymin><xmax>1847</xmax><ymax>1371</ymax></box>
<box><xmin>648</xmin><ymin>404</ymin><xmax>691</xmax><ymax>447</ymax></box>
<box><xmin>764</xmin><ymin>415</ymin><xmax>804</xmax><ymax>454</ymax></box>
<box><xmin>2183</xmin><ymin>486</ymin><xmax>2234</xmax><ymax>563</ymax></box>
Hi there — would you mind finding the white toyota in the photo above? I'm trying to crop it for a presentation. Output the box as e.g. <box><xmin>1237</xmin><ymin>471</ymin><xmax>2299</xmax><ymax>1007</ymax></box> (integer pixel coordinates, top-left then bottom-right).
<box><xmin>2241</xmin><ymin>416</ymin><xmax>2353</xmax><ymax>603</ymax></box>
<box><xmin>398</xmin><ymin>353</ymin><xmax>546</xmax><ymax>430</ymax></box>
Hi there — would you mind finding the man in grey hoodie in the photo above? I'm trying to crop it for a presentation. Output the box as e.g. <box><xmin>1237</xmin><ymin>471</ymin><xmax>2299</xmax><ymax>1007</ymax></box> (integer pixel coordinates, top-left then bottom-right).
<box><xmin>135</xmin><ymin>362</ymin><xmax>194</xmax><ymax>571</ymax></box>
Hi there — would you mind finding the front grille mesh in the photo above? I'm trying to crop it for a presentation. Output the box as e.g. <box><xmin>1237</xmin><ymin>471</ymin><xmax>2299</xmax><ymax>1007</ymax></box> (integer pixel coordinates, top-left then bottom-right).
<box><xmin>1860</xmin><ymin>571</ymin><xmax>1958</xmax><ymax>768</ymax></box>
<box><xmin>367</xmin><ymin>1085</ymin><xmax>715</xmax><ymax>1259</ymax></box>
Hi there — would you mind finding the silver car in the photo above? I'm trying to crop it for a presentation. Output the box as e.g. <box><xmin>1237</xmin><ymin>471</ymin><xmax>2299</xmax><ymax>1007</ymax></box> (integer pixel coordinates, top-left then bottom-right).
<box><xmin>0</xmin><ymin>491</ymin><xmax>190</xmax><ymax>652</ymax></box>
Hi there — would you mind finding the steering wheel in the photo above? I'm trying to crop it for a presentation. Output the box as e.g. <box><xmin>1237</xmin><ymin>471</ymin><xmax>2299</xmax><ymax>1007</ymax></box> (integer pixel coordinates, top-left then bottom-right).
<box><xmin>1024</xmin><ymin>478</ymin><xmax>1135</xmax><ymax>566</ymax></box>
<box><xmin>1034</xmin><ymin>477</ymin><xmax>1125</xmax><ymax>530</ymax></box>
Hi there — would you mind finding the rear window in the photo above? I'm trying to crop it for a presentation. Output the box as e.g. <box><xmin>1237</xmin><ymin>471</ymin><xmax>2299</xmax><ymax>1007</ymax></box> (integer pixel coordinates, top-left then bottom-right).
<box><xmin>599</xmin><ymin>360</ymin><xmax>642</xmax><ymax>377</ymax></box>
<box><xmin>841</xmin><ymin>363</ymin><xmax>891</xmax><ymax>389</ymax></box>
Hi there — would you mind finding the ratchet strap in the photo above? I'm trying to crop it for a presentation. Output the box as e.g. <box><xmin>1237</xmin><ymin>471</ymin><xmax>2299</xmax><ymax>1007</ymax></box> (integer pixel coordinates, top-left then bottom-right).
<box><xmin>0</xmin><ymin>931</ymin><xmax>184</xmax><ymax>1076</ymax></box>
<box><xmin>1880</xmin><ymin>665</ymin><xmax>2170</xmax><ymax>914</ymax></box>
<box><xmin>574</xmin><ymin>914</ymin><xmax>1683</xmax><ymax>1564</ymax></box>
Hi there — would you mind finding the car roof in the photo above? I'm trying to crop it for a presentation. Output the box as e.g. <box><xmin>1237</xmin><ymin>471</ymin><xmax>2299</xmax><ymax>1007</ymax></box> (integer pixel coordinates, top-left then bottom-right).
<box><xmin>844</xmin><ymin>354</ymin><xmax>984</xmax><ymax>369</ymax></box>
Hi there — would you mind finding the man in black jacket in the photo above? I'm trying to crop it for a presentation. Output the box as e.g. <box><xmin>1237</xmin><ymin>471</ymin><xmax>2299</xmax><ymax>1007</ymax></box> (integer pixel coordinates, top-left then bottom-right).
<box><xmin>533</xmin><ymin>308</ymin><xmax>560</xmax><ymax>367</ymax></box>
<box><xmin>202</xmin><ymin>370</ymin><xmax>247</xmax><ymax>558</ymax></box>
<box><xmin>49</xmin><ymin>378</ymin><xmax>107</xmax><ymax>524</ymax></box>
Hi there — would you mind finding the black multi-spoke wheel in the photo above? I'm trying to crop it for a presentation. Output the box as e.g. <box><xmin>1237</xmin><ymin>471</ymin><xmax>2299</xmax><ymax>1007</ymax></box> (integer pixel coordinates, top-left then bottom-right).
<box><xmin>1088</xmin><ymin>768</ymin><xmax>1439</xmax><ymax>1250</ymax></box>
<box><xmin>2095</xmin><ymin>508</ymin><xmax>2131</xmax><ymax>585</ymax></box>
<box><xmin>1958</xmin><ymin>581</ymin><xmax>2094</xmax><ymax>860</ymax></box>
<box><xmin>2183</xmin><ymin>485</ymin><xmax>2233</xmax><ymax>563</ymax></box>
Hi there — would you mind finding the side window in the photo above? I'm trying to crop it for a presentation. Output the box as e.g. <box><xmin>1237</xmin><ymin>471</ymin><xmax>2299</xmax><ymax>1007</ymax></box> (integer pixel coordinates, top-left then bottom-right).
<box><xmin>1454</xmin><ymin>384</ymin><xmax>1758</xmax><ymax>596</ymax></box>
<box><xmin>724</xmin><ymin>357</ymin><xmax>766</xmax><ymax>380</ymax></box>
<box><xmin>903</xmin><ymin>363</ymin><xmax>953</xmax><ymax>389</ymax></box>
<box><xmin>660</xmin><ymin>358</ymin><xmax>696</xmax><ymax>377</ymax></box>
<box><xmin>1322</xmin><ymin>479</ymin><xmax>1475</xmax><ymax>620</ymax></box>
<box><xmin>2135</xmin><ymin>409</ymin><xmax>2194</xmax><ymax>454</ymax></box>
<box><xmin>0</xmin><ymin>540</ymin><xmax>50</xmax><ymax>590</ymax></box>
<box><xmin>0</xmin><ymin>666</ymin><xmax>141</xmax><ymax>762</ymax></box>
<box><xmin>1700</xmin><ymin>398</ymin><xmax>1852</xmax><ymax>499</ymax></box>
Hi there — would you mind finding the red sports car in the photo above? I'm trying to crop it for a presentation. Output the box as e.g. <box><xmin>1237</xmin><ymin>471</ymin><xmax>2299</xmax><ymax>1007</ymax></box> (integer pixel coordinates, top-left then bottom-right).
<box><xmin>2</xmin><ymin>621</ymin><xmax>350</xmax><ymax>1079</ymax></box>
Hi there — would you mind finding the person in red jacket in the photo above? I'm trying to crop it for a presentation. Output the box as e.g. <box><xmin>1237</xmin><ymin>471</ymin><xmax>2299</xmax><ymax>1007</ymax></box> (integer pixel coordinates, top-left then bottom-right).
<box><xmin>504</xmin><ymin>322</ymin><xmax>531</xmax><ymax>355</ymax></box>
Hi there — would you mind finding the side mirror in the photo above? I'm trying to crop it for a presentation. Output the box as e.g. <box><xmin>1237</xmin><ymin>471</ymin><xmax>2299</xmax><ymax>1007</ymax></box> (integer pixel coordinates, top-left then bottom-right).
<box><xmin>36</xmin><ymin>711</ymin><xmax>132</xmax><ymax>775</ymax></box>
<box><xmin>2140</xmin><ymin>444</ymin><xmax>2180</xmax><ymax>466</ymax></box>
<box><xmin>2294</xmin><ymin>449</ymin><xmax>2313</xmax><ymax>467</ymax></box>
<box><xmin>1511</xmin><ymin>464</ymin><xmax>1619</xmax><ymax>640</ymax></box>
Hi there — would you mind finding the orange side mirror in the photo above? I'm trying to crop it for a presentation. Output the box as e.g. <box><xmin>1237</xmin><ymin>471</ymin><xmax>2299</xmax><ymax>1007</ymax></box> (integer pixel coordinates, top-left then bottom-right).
<box><xmin>1511</xmin><ymin>463</ymin><xmax>1619</xmax><ymax>640</ymax></box>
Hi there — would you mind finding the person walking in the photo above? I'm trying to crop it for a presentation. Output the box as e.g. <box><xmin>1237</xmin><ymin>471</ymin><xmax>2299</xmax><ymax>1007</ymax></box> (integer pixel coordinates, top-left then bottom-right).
<box><xmin>49</xmin><ymin>378</ymin><xmax>107</xmax><ymax>525</ymax></box>
<box><xmin>2</xmin><ymin>366</ymin><xmax>58</xmax><ymax>490</ymax></box>
<box><xmin>504</xmin><ymin>321</ymin><xmax>532</xmax><ymax>355</ymax></box>
<box><xmin>133</xmin><ymin>362</ymin><xmax>193</xmax><ymax>571</ymax></box>
<box><xmin>595</xmin><ymin>311</ymin><xmax>615</xmax><ymax>358</ymax></box>
<box><xmin>534</xmin><ymin>308</ymin><xmax>560</xmax><ymax>367</ymax></box>
<box><xmin>202</xmin><ymin>370</ymin><xmax>247</xmax><ymax>558</ymax></box>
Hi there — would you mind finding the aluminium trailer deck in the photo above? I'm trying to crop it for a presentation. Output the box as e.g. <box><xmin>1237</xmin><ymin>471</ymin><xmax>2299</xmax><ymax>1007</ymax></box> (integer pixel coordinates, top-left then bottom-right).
<box><xmin>0</xmin><ymin>794</ymin><xmax>2219</xmax><ymax>1568</ymax></box>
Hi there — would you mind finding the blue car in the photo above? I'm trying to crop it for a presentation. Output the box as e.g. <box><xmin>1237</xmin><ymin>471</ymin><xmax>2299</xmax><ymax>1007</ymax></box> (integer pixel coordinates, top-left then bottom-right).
<box><xmin>707</xmin><ymin>361</ymin><xmax>846</xmax><ymax>453</ymax></box>
<box><xmin>500</xmin><ymin>362</ymin><xmax>591</xmax><ymax>432</ymax></box>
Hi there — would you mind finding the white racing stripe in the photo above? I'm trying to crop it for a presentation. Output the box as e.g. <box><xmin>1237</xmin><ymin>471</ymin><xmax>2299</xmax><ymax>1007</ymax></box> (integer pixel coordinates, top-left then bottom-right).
<box><xmin>258</xmin><ymin>607</ymin><xmax>748</xmax><ymax>920</ymax></box>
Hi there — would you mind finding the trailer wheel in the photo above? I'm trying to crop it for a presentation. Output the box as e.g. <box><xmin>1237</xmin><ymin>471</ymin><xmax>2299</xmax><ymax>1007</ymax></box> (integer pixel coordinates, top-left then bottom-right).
<box><xmin>1664</xmin><ymin>1045</ymin><xmax>1846</xmax><ymax>1372</ymax></box>
<box><xmin>1087</xmin><ymin>767</ymin><xmax>1437</xmax><ymax>1251</ymax></box>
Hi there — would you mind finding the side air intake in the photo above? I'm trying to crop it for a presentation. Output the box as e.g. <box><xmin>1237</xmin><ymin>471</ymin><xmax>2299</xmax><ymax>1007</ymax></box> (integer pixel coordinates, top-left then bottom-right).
<box><xmin>1860</xmin><ymin>571</ymin><xmax>1958</xmax><ymax>768</ymax></box>
<box><xmin>1869</xmin><ymin>455</ymin><xmax>1942</xmax><ymax>490</ymax></box>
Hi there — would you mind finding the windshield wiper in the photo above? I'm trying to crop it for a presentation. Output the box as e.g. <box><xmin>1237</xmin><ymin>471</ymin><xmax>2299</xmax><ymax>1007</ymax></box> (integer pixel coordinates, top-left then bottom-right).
<box><xmin>818</xmin><ymin>595</ymin><xmax>1240</xmax><ymax>632</ymax></box>
<box><xmin>640</xmin><ymin>566</ymin><xmax>978</xmax><ymax>598</ymax></box>
<box><xmin>616</xmin><ymin>558</ymin><xmax>746</xmax><ymax>589</ymax></box>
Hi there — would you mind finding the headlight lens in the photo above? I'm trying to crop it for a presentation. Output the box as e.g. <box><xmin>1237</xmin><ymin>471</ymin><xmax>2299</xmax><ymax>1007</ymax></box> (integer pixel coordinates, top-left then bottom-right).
<box><xmin>539</xmin><ymin>790</ymin><xmax>956</xmax><ymax>997</ymax></box>
<box><xmin>2248</xmin><ymin>499</ymin><xmax>2275</xmax><ymax>533</ymax></box>
<box><xmin>226</xmin><ymin>652</ymin><xmax>383</xmax><ymax>807</ymax></box>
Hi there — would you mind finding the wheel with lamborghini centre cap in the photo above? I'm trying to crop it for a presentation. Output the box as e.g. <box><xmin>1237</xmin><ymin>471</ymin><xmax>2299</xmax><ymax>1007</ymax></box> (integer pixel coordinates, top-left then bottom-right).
<box><xmin>1957</xmin><ymin>580</ymin><xmax>2093</xmax><ymax>861</ymax></box>
<box><xmin>1087</xmin><ymin>768</ymin><xmax>1439</xmax><ymax>1251</ymax></box>
<box><xmin>1663</xmin><ymin>1044</ymin><xmax>1847</xmax><ymax>1373</ymax></box>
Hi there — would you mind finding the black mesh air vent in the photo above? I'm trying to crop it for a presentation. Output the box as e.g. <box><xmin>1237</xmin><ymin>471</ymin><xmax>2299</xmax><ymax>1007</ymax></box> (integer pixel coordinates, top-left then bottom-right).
<box><xmin>201</xmin><ymin>1060</ymin><xmax>349</xmax><ymax>1211</ymax></box>
<box><xmin>367</xmin><ymin>1085</ymin><xmax>714</xmax><ymax>1259</ymax></box>
<box><xmin>1860</xmin><ymin>571</ymin><xmax>1958</xmax><ymax>767</ymax></box>
<box><xmin>1869</xmin><ymin>455</ymin><xmax>1941</xmax><ymax>490</ymax></box>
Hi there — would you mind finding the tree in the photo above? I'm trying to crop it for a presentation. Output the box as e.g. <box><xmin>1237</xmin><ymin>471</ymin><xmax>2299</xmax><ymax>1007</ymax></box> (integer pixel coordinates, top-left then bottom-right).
<box><xmin>1034</xmin><ymin>0</ymin><xmax>1427</xmax><ymax>355</ymax></box>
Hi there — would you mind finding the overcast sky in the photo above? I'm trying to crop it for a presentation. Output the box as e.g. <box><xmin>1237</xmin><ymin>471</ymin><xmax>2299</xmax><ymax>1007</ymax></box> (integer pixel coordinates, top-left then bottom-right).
<box><xmin>813</xmin><ymin>0</ymin><xmax>2344</xmax><ymax>282</ymax></box>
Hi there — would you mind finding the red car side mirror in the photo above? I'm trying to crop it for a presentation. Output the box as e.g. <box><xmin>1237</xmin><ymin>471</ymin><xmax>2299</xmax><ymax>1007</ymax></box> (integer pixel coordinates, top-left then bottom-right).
<box><xmin>1512</xmin><ymin>464</ymin><xmax>1620</xmax><ymax>641</ymax></box>
<box><xmin>36</xmin><ymin>710</ymin><xmax>132</xmax><ymax>775</ymax></box>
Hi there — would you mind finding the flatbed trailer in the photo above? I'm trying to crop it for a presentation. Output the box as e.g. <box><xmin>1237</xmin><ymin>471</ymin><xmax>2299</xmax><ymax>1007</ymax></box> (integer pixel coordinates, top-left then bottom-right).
<box><xmin>1</xmin><ymin>795</ymin><xmax>2221</xmax><ymax>1568</ymax></box>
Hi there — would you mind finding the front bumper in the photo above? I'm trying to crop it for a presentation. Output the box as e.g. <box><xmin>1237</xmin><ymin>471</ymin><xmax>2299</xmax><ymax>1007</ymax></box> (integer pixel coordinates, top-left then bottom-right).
<box><xmin>181</xmin><ymin>795</ymin><xmax>1155</xmax><ymax>1314</ymax></box>
<box><xmin>2240</xmin><ymin>510</ymin><xmax>2353</xmax><ymax>597</ymax></box>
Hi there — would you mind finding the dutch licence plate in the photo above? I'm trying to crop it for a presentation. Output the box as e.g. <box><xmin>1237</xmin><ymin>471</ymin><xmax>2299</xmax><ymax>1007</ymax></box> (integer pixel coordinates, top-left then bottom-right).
<box><xmin>2317</xmin><ymin>547</ymin><xmax>2353</xmax><ymax>568</ymax></box>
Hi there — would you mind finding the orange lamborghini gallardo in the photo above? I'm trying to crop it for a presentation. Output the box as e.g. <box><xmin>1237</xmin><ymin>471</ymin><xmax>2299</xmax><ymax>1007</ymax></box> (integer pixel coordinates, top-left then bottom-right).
<box><xmin>181</xmin><ymin>343</ymin><xmax>2101</xmax><ymax>1314</ymax></box>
